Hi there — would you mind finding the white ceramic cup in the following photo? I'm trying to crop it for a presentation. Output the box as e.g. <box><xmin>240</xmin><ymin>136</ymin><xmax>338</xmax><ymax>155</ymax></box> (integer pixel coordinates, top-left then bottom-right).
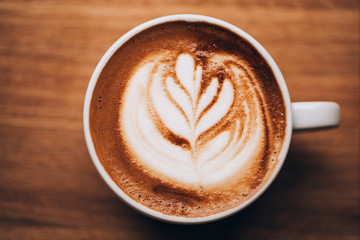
<box><xmin>83</xmin><ymin>14</ymin><xmax>341</xmax><ymax>224</ymax></box>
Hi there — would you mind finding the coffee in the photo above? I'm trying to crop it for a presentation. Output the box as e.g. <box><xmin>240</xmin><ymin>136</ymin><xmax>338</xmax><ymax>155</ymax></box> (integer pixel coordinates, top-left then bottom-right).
<box><xmin>89</xmin><ymin>21</ymin><xmax>286</xmax><ymax>218</ymax></box>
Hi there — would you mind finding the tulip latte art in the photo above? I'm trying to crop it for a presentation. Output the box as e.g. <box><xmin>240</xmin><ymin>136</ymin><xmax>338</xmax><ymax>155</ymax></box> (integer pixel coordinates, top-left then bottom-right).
<box><xmin>90</xmin><ymin>21</ymin><xmax>286</xmax><ymax>217</ymax></box>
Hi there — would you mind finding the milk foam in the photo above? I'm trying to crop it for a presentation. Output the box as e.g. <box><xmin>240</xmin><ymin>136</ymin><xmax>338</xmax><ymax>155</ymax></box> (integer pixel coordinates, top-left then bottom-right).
<box><xmin>120</xmin><ymin>52</ymin><xmax>267</xmax><ymax>188</ymax></box>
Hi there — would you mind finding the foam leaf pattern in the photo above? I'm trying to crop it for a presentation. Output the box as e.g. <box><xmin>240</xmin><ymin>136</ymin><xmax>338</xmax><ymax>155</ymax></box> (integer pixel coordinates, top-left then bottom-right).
<box><xmin>120</xmin><ymin>51</ymin><xmax>268</xmax><ymax>187</ymax></box>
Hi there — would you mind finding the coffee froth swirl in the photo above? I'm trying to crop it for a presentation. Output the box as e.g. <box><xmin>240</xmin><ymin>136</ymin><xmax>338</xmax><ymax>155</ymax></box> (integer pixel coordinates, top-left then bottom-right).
<box><xmin>120</xmin><ymin>51</ymin><xmax>270</xmax><ymax>189</ymax></box>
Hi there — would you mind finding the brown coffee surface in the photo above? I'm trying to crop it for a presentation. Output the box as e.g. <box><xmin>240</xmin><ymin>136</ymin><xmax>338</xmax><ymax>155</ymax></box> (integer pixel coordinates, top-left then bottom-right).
<box><xmin>89</xmin><ymin>21</ymin><xmax>286</xmax><ymax>218</ymax></box>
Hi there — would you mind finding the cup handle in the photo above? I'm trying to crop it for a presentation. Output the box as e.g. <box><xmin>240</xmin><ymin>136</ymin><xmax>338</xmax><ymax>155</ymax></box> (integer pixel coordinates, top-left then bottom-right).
<box><xmin>291</xmin><ymin>102</ymin><xmax>341</xmax><ymax>131</ymax></box>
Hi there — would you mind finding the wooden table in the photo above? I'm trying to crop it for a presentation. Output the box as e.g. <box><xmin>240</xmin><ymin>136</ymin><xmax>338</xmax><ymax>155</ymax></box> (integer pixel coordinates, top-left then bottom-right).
<box><xmin>1</xmin><ymin>0</ymin><xmax>359</xmax><ymax>239</ymax></box>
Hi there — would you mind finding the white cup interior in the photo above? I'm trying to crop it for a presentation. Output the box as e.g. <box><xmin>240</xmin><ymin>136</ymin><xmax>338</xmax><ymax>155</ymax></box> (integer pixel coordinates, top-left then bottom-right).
<box><xmin>83</xmin><ymin>14</ymin><xmax>293</xmax><ymax>224</ymax></box>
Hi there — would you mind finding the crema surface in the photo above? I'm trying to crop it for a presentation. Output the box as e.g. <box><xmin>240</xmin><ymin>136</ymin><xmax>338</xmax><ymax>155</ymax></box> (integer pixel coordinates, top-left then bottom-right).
<box><xmin>90</xmin><ymin>21</ymin><xmax>286</xmax><ymax>217</ymax></box>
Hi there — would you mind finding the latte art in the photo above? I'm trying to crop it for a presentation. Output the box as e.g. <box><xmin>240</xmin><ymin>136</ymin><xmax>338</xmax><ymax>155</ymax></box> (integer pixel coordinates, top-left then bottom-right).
<box><xmin>121</xmin><ymin>52</ymin><xmax>269</xmax><ymax>188</ymax></box>
<box><xmin>90</xmin><ymin>21</ymin><xmax>286</xmax><ymax>218</ymax></box>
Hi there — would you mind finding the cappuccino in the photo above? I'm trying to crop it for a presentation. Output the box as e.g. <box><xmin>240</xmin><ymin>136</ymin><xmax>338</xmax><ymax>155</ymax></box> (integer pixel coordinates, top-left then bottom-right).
<box><xmin>89</xmin><ymin>21</ymin><xmax>286</xmax><ymax>217</ymax></box>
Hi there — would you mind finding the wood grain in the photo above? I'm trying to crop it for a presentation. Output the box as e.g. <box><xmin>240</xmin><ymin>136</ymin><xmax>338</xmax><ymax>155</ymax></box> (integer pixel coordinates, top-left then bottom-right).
<box><xmin>0</xmin><ymin>0</ymin><xmax>359</xmax><ymax>239</ymax></box>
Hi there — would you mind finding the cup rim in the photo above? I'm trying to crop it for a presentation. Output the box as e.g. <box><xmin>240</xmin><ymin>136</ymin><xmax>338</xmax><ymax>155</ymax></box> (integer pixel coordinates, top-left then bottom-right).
<box><xmin>83</xmin><ymin>14</ymin><xmax>293</xmax><ymax>224</ymax></box>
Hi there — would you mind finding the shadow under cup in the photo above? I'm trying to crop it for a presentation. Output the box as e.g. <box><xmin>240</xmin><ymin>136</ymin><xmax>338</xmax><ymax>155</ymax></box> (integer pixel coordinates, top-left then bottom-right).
<box><xmin>83</xmin><ymin>14</ymin><xmax>293</xmax><ymax>224</ymax></box>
